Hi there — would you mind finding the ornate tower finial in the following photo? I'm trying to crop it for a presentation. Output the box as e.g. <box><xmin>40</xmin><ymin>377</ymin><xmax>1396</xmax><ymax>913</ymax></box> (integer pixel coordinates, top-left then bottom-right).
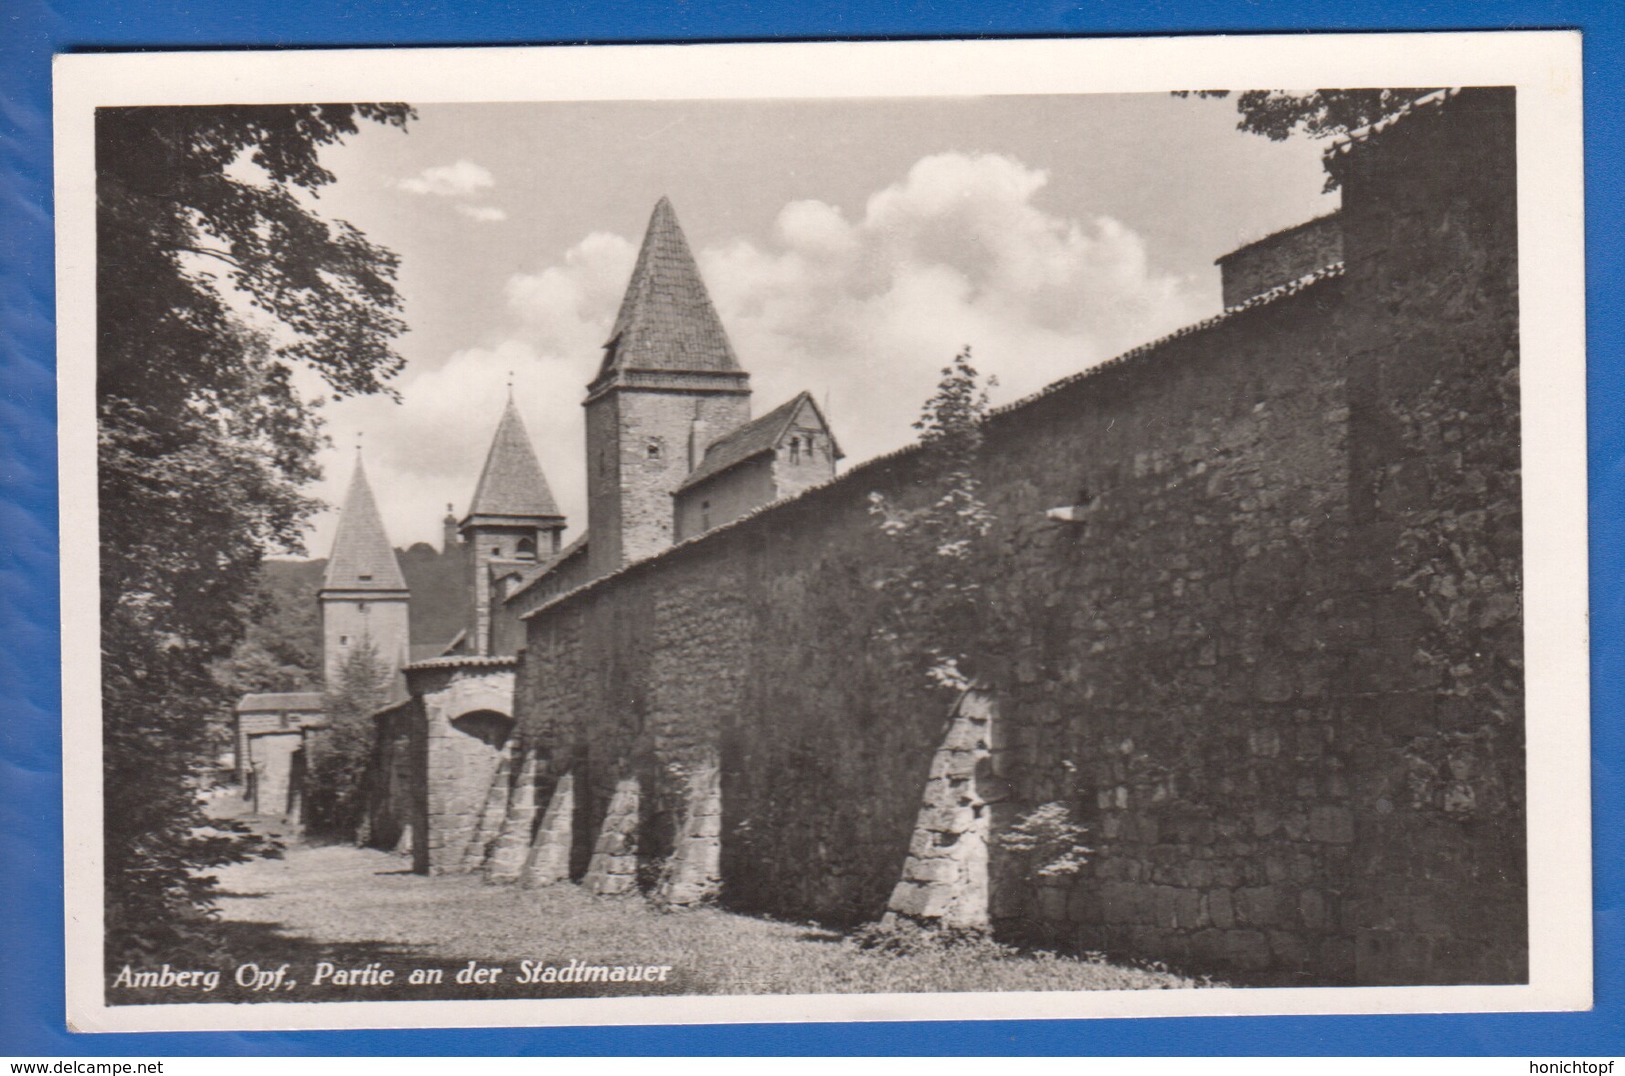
<box><xmin>441</xmin><ymin>502</ymin><xmax>459</xmax><ymax>555</ymax></box>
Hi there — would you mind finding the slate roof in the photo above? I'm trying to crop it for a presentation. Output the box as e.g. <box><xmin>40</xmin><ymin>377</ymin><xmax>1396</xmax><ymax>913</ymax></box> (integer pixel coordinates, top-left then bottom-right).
<box><xmin>466</xmin><ymin>397</ymin><xmax>562</xmax><ymax>521</ymax></box>
<box><xmin>677</xmin><ymin>391</ymin><xmax>838</xmax><ymax>492</ymax></box>
<box><xmin>322</xmin><ymin>456</ymin><xmax>408</xmax><ymax>592</ymax></box>
<box><xmin>236</xmin><ymin>691</ymin><xmax>324</xmax><ymax>714</ymax></box>
<box><xmin>598</xmin><ymin>197</ymin><xmax>741</xmax><ymax>378</ymax></box>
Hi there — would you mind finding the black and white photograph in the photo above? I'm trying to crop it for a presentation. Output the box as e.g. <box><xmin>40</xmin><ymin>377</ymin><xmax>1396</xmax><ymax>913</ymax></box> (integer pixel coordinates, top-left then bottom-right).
<box><xmin>54</xmin><ymin>34</ymin><xmax>1590</xmax><ymax>1032</ymax></box>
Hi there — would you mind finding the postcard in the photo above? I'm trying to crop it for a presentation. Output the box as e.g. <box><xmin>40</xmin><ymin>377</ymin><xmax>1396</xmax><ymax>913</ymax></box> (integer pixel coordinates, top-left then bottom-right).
<box><xmin>55</xmin><ymin>31</ymin><xmax>1589</xmax><ymax>1032</ymax></box>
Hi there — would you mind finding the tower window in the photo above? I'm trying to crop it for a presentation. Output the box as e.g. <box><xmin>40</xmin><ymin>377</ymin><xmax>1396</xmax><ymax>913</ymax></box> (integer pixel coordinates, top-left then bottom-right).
<box><xmin>789</xmin><ymin>437</ymin><xmax>801</xmax><ymax>464</ymax></box>
<box><xmin>646</xmin><ymin>438</ymin><xmax>664</xmax><ymax>461</ymax></box>
<box><xmin>517</xmin><ymin>536</ymin><xmax>537</xmax><ymax>559</ymax></box>
<box><xmin>358</xmin><ymin>601</ymin><xmax>368</xmax><ymax>614</ymax></box>
<box><xmin>701</xmin><ymin>500</ymin><xmax>711</xmax><ymax>531</ymax></box>
<box><xmin>339</xmin><ymin>635</ymin><xmax>350</xmax><ymax>646</ymax></box>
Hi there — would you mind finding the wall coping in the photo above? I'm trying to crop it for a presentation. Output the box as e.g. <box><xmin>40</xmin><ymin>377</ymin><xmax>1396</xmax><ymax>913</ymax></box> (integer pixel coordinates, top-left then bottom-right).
<box><xmin>1330</xmin><ymin>87</ymin><xmax>1458</xmax><ymax>154</ymax></box>
<box><xmin>1214</xmin><ymin>210</ymin><xmax>1341</xmax><ymax>268</ymax></box>
<box><xmin>518</xmin><ymin>262</ymin><xmax>1345</xmax><ymax>625</ymax></box>
<box><xmin>403</xmin><ymin>654</ymin><xmax>520</xmax><ymax>671</ymax></box>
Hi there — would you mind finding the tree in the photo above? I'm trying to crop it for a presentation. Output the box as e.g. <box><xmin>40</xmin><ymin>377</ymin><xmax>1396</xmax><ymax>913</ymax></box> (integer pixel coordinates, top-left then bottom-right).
<box><xmin>1176</xmin><ymin>89</ymin><xmax>1443</xmax><ymax>188</ymax></box>
<box><xmin>304</xmin><ymin>639</ymin><xmax>392</xmax><ymax>842</ymax></box>
<box><xmin>210</xmin><ymin>564</ymin><xmax>324</xmax><ymax>698</ymax></box>
<box><xmin>97</xmin><ymin>104</ymin><xmax>412</xmax><ymax>961</ymax></box>
<box><xmin>867</xmin><ymin>347</ymin><xmax>998</xmax><ymax>692</ymax></box>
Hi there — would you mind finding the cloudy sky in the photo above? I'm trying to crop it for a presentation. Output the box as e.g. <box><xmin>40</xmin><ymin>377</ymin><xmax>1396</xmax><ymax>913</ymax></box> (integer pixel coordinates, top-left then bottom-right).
<box><xmin>282</xmin><ymin>93</ymin><xmax>1336</xmax><ymax>555</ymax></box>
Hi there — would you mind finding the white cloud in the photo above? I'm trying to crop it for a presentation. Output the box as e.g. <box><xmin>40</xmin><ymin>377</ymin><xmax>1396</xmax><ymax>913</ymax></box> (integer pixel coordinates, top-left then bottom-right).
<box><xmin>396</xmin><ymin>159</ymin><xmax>496</xmax><ymax>197</ymax></box>
<box><xmin>457</xmin><ymin>204</ymin><xmax>508</xmax><ymax>223</ymax></box>
<box><xmin>303</xmin><ymin>232</ymin><xmax>638</xmax><ymax>554</ymax></box>
<box><xmin>699</xmin><ymin>151</ymin><xmax>1205</xmax><ymax>468</ymax></box>
<box><xmin>503</xmin><ymin>232</ymin><xmax>637</xmax><ymax>351</ymax></box>
<box><xmin>305</xmin><ymin>151</ymin><xmax>1204</xmax><ymax>553</ymax></box>
<box><xmin>304</xmin><ymin>339</ymin><xmax>592</xmax><ymax>559</ymax></box>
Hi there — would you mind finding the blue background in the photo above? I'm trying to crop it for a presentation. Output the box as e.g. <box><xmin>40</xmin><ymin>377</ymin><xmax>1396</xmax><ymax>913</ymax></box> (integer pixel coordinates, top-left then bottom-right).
<box><xmin>3</xmin><ymin>0</ymin><xmax>1621</xmax><ymax>1057</ymax></box>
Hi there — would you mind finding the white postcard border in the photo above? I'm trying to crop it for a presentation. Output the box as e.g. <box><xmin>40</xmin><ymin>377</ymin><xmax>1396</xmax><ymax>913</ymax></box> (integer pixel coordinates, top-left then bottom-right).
<box><xmin>55</xmin><ymin>31</ymin><xmax>1590</xmax><ymax>1033</ymax></box>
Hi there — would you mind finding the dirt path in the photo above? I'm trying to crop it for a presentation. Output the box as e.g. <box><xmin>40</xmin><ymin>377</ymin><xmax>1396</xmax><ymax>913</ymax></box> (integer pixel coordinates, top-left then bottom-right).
<box><xmin>142</xmin><ymin>830</ymin><xmax>1211</xmax><ymax>1004</ymax></box>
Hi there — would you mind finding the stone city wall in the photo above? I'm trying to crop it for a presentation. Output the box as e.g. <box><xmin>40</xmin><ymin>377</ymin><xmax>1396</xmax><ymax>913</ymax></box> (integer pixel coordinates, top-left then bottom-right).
<box><xmin>509</xmin><ymin>89</ymin><xmax>1521</xmax><ymax>986</ymax></box>
<box><xmin>1217</xmin><ymin>212</ymin><xmax>1345</xmax><ymax>309</ymax></box>
<box><xmin>1327</xmin><ymin>90</ymin><xmax>1524</xmax><ymax>986</ymax></box>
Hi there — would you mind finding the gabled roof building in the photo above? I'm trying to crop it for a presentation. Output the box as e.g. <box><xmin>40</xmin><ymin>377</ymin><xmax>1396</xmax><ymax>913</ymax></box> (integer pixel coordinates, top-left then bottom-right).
<box><xmin>674</xmin><ymin>391</ymin><xmax>841</xmax><ymax>542</ymax></box>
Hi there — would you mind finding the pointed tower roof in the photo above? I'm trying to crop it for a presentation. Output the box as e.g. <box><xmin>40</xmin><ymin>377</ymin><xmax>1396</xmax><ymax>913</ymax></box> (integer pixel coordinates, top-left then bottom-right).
<box><xmin>597</xmin><ymin>197</ymin><xmax>742</xmax><ymax>379</ymax></box>
<box><xmin>322</xmin><ymin>454</ymin><xmax>407</xmax><ymax>593</ymax></box>
<box><xmin>462</xmin><ymin>396</ymin><xmax>563</xmax><ymax>525</ymax></box>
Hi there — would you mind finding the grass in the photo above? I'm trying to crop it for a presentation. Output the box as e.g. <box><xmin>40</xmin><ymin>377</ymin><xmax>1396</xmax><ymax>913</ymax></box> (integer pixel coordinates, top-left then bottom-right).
<box><xmin>110</xmin><ymin>833</ymin><xmax>1210</xmax><ymax>1004</ymax></box>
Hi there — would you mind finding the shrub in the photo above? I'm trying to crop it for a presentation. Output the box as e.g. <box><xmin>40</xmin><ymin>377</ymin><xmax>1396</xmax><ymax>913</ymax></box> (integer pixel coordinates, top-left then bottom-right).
<box><xmin>303</xmin><ymin>638</ymin><xmax>391</xmax><ymax>841</ymax></box>
<box><xmin>997</xmin><ymin>801</ymin><xmax>1093</xmax><ymax>878</ymax></box>
<box><xmin>849</xmin><ymin>918</ymin><xmax>1012</xmax><ymax>958</ymax></box>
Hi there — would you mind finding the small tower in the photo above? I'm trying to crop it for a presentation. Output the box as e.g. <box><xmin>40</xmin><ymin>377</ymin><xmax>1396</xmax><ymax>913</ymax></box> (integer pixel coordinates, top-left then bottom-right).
<box><xmin>319</xmin><ymin>451</ymin><xmax>410</xmax><ymax>690</ymax></box>
<box><xmin>461</xmin><ymin>395</ymin><xmax>566</xmax><ymax>654</ymax></box>
<box><xmin>584</xmin><ymin>197</ymin><xmax>751</xmax><ymax>579</ymax></box>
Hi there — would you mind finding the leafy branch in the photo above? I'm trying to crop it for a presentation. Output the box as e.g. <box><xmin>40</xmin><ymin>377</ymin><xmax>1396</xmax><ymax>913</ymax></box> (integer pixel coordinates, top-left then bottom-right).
<box><xmin>868</xmin><ymin>347</ymin><xmax>998</xmax><ymax>691</ymax></box>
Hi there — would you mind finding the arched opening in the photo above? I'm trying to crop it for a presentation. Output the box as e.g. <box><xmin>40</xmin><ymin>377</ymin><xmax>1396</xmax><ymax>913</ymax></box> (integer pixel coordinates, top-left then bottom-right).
<box><xmin>450</xmin><ymin>709</ymin><xmax>512</xmax><ymax>750</ymax></box>
<box><xmin>516</xmin><ymin>535</ymin><xmax>537</xmax><ymax>559</ymax></box>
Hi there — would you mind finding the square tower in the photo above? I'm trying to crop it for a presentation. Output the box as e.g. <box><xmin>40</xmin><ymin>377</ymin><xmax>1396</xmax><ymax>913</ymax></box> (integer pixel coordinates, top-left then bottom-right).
<box><xmin>319</xmin><ymin>454</ymin><xmax>410</xmax><ymax>689</ymax></box>
<box><xmin>584</xmin><ymin>197</ymin><xmax>751</xmax><ymax>578</ymax></box>
<box><xmin>460</xmin><ymin>394</ymin><xmax>567</xmax><ymax>654</ymax></box>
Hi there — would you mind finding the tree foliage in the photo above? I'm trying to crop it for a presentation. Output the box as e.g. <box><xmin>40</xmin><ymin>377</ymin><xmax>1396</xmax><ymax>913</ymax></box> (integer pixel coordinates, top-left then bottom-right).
<box><xmin>211</xmin><ymin>564</ymin><xmax>324</xmax><ymax>698</ymax></box>
<box><xmin>305</xmin><ymin>639</ymin><xmax>392</xmax><ymax>842</ymax></box>
<box><xmin>997</xmin><ymin>801</ymin><xmax>1093</xmax><ymax>879</ymax></box>
<box><xmin>868</xmin><ymin>347</ymin><xmax>998</xmax><ymax>691</ymax></box>
<box><xmin>1176</xmin><ymin>89</ymin><xmax>1443</xmax><ymax>188</ymax></box>
<box><xmin>97</xmin><ymin>104</ymin><xmax>412</xmax><ymax>961</ymax></box>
